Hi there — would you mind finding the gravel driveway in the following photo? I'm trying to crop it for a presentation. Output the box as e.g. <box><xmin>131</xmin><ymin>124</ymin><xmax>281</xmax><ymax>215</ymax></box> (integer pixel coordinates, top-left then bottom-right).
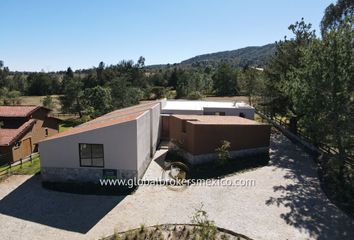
<box><xmin>0</xmin><ymin>133</ymin><xmax>353</xmax><ymax>240</ymax></box>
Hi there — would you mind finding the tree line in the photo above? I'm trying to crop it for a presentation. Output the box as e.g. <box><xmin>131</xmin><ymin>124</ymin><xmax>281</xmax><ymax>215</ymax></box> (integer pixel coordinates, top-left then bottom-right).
<box><xmin>0</xmin><ymin>56</ymin><xmax>262</xmax><ymax>113</ymax></box>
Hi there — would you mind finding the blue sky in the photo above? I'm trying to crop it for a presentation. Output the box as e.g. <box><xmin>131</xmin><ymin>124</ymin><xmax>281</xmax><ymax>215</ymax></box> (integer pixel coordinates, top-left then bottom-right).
<box><xmin>1</xmin><ymin>0</ymin><xmax>334</xmax><ymax>72</ymax></box>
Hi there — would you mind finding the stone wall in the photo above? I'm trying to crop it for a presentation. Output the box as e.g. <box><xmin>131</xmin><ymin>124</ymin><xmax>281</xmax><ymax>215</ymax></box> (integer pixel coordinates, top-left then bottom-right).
<box><xmin>41</xmin><ymin>167</ymin><xmax>138</xmax><ymax>183</ymax></box>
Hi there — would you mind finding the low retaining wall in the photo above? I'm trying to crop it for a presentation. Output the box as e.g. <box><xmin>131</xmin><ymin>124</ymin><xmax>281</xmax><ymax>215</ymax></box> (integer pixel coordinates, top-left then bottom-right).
<box><xmin>41</xmin><ymin>167</ymin><xmax>137</xmax><ymax>183</ymax></box>
<box><xmin>181</xmin><ymin>147</ymin><xmax>269</xmax><ymax>165</ymax></box>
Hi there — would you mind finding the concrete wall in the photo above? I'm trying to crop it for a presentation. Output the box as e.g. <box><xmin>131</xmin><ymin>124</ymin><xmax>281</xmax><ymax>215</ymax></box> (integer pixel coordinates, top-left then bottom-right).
<box><xmin>151</xmin><ymin>103</ymin><xmax>161</xmax><ymax>155</ymax></box>
<box><xmin>40</xmin><ymin>120</ymin><xmax>138</xmax><ymax>183</ymax></box>
<box><xmin>136</xmin><ymin>103</ymin><xmax>161</xmax><ymax>178</ymax></box>
<box><xmin>162</xmin><ymin>107</ymin><xmax>254</xmax><ymax>119</ymax></box>
<box><xmin>203</xmin><ymin>107</ymin><xmax>254</xmax><ymax>119</ymax></box>
<box><xmin>161</xmin><ymin>109</ymin><xmax>203</xmax><ymax>115</ymax></box>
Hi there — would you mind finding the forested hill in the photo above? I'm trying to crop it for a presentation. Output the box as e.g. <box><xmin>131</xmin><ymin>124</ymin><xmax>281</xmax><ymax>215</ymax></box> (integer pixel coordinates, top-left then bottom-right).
<box><xmin>180</xmin><ymin>43</ymin><xmax>275</xmax><ymax>68</ymax></box>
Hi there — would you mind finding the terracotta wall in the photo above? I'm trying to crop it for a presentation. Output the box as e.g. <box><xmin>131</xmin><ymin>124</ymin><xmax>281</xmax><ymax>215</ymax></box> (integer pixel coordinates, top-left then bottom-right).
<box><xmin>11</xmin><ymin>129</ymin><xmax>33</xmax><ymax>162</ymax></box>
<box><xmin>0</xmin><ymin>108</ymin><xmax>59</xmax><ymax>164</ymax></box>
<box><xmin>169</xmin><ymin>116</ymin><xmax>271</xmax><ymax>155</ymax></box>
<box><xmin>30</xmin><ymin>108</ymin><xmax>59</xmax><ymax>150</ymax></box>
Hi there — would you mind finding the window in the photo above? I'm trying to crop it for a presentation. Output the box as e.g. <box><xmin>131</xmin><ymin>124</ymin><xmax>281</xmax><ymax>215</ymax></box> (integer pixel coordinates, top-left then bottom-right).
<box><xmin>79</xmin><ymin>143</ymin><xmax>104</xmax><ymax>167</ymax></box>
<box><xmin>215</xmin><ymin>112</ymin><xmax>225</xmax><ymax>116</ymax></box>
<box><xmin>14</xmin><ymin>141</ymin><xmax>21</xmax><ymax>149</ymax></box>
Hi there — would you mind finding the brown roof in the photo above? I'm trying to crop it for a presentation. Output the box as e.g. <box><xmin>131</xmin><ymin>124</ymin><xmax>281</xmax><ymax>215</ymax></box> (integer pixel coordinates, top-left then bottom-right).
<box><xmin>0</xmin><ymin>105</ymin><xmax>42</xmax><ymax>117</ymax></box>
<box><xmin>172</xmin><ymin>115</ymin><xmax>265</xmax><ymax>125</ymax></box>
<box><xmin>42</xmin><ymin>101</ymin><xmax>160</xmax><ymax>142</ymax></box>
<box><xmin>0</xmin><ymin>119</ymin><xmax>36</xmax><ymax>146</ymax></box>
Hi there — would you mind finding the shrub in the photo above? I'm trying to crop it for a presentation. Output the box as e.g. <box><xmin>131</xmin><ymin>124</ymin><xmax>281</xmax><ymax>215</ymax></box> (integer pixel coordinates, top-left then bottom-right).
<box><xmin>191</xmin><ymin>203</ymin><xmax>217</xmax><ymax>240</ymax></box>
<box><xmin>187</xmin><ymin>91</ymin><xmax>204</xmax><ymax>100</ymax></box>
<box><xmin>215</xmin><ymin>140</ymin><xmax>231</xmax><ymax>165</ymax></box>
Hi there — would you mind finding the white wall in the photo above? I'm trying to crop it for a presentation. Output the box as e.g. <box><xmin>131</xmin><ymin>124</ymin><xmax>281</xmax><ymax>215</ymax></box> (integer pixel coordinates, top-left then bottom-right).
<box><xmin>39</xmin><ymin>120</ymin><xmax>138</xmax><ymax>171</ymax></box>
<box><xmin>203</xmin><ymin>107</ymin><xmax>254</xmax><ymax>119</ymax></box>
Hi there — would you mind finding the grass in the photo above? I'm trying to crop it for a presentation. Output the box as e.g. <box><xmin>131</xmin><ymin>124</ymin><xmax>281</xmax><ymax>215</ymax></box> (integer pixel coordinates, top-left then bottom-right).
<box><xmin>19</xmin><ymin>95</ymin><xmax>62</xmax><ymax>113</ymax></box>
<box><xmin>103</xmin><ymin>224</ymin><xmax>252</xmax><ymax>240</ymax></box>
<box><xmin>59</xmin><ymin>118</ymin><xmax>83</xmax><ymax>132</ymax></box>
<box><xmin>0</xmin><ymin>155</ymin><xmax>40</xmax><ymax>176</ymax></box>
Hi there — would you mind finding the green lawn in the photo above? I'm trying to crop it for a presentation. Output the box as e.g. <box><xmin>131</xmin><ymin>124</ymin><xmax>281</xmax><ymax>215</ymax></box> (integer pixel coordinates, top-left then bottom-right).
<box><xmin>0</xmin><ymin>156</ymin><xmax>40</xmax><ymax>176</ymax></box>
<box><xmin>59</xmin><ymin>118</ymin><xmax>82</xmax><ymax>132</ymax></box>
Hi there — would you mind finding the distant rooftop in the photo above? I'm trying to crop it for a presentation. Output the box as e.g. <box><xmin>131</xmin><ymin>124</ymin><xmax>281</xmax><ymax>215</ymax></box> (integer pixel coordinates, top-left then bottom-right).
<box><xmin>172</xmin><ymin>115</ymin><xmax>262</xmax><ymax>125</ymax></box>
<box><xmin>0</xmin><ymin>119</ymin><xmax>36</xmax><ymax>146</ymax></box>
<box><xmin>162</xmin><ymin>100</ymin><xmax>253</xmax><ymax>111</ymax></box>
<box><xmin>0</xmin><ymin>106</ymin><xmax>39</xmax><ymax>118</ymax></box>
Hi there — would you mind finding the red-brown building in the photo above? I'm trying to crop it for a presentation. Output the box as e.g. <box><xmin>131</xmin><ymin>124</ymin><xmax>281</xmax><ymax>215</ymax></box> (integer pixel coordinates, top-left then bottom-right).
<box><xmin>0</xmin><ymin>106</ymin><xmax>59</xmax><ymax>165</ymax></box>
<box><xmin>164</xmin><ymin>115</ymin><xmax>271</xmax><ymax>164</ymax></box>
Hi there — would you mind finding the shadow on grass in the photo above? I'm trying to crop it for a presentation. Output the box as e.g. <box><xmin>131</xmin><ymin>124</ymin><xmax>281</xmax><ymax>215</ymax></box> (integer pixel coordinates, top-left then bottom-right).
<box><xmin>0</xmin><ymin>175</ymin><xmax>125</xmax><ymax>233</ymax></box>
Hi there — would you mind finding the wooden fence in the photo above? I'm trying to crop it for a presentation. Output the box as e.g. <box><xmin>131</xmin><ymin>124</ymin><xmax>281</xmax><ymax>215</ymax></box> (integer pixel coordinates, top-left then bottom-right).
<box><xmin>0</xmin><ymin>152</ymin><xmax>39</xmax><ymax>176</ymax></box>
<box><xmin>256</xmin><ymin>109</ymin><xmax>354</xmax><ymax>167</ymax></box>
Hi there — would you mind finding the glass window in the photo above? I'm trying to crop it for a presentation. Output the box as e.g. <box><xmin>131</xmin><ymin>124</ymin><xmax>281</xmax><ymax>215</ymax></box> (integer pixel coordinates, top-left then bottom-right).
<box><xmin>79</xmin><ymin>144</ymin><xmax>104</xmax><ymax>167</ymax></box>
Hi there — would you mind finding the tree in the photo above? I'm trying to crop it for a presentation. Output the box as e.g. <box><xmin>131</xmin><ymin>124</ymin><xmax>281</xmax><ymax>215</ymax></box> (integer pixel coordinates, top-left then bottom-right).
<box><xmin>299</xmin><ymin>17</ymin><xmax>353</xmax><ymax>181</ymax></box>
<box><xmin>0</xmin><ymin>61</ymin><xmax>9</xmax><ymax>89</ymax></box>
<box><xmin>176</xmin><ymin>70</ymin><xmax>190</xmax><ymax>98</ymax></box>
<box><xmin>0</xmin><ymin>88</ymin><xmax>21</xmax><ymax>105</ymax></box>
<box><xmin>240</xmin><ymin>65</ymin><xmax>264</xmax><ymax>105</ymax></box>
<box><xmin>41</xmin><ymin>95</ymin><xmax>55</xmax><ymax>110</ymax></box>
<box><xmin>109</xmin><ymin>77</ymin><xmax>142</xmax><ymax>108</ymax></box>
<box><xmin>27</xmin><ymin>72</ymin><xmax>60</xmax><ymax>95</ymax></box>
<box><xmin>96</xmin><ymin>61</ymin><xmax>105</xmax><ymax>85</ymax></box>
<box><xmin>82</xmin><ymin>86</ymin><xmax>112</xmax><ymax>117</ymax></box>
<box><xmin>60</xmin><ymin>77</ymin><xmax>84</xmax><ymax>117</ymax></box>
<box><xmin>212</xmin><ymin>63</ymin><xmax>239</xmax><ymax>96</ymax></box>
<box><xmin>137</xmin><ymin>56</ymin><xmax>145</xmax><ymax>68</ymax></box>
<box><xmin>264</xmin><ymin>19</ymin><xmax>316</xmax><ymax>132</ymax></box>
<box><xmin>268</xmin><ymin>15</ymin><xmax>353</xmax><ymax>188</ymax></box>
<box><xmin>320</xmin><ymin>0</ymin><xmax>354</xmax><ymax>35</ymax></box>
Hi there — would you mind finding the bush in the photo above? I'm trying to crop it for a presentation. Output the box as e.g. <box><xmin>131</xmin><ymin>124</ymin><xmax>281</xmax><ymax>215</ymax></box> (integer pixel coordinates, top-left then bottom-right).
<box><xmin>215</xmin><ymin>140</ymin><xmax>231</xmax><ymax>165</ymax></box>
<box><xmin>191</xmin><ymin>203</ymin><xmax>217</xmax><ymax>239</ymax></box>
<box><xmin>187</xmin><ymin>91</ymin><xmax>204</xmax><ymax>100</ymax></box>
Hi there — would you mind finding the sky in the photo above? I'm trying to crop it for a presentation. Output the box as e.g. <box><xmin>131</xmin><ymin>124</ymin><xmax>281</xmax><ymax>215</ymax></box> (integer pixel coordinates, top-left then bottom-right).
<box><xmin>1</xmin><ymin>0</ymin><xmax>335</xmax><ymax>72</ymax></box>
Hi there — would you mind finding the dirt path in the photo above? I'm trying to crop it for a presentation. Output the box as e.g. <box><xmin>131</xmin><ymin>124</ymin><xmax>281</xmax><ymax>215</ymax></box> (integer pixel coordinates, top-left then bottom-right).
<box><xmin>0</xmin><ymin>134</ymin><xmax>353</xmax><ymax>240</ymax></box>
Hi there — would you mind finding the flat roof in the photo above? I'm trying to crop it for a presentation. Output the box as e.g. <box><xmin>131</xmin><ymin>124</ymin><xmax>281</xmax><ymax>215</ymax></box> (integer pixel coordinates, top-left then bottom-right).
<box><xmin>162</xmin><ymin>100</ymin><xmax>253</xmax><ymax>111</ymax></box>
<box><xmin>172</xmin><ymin>115</ymin><xmax>264</xmax><ymax>125</ymax></box>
